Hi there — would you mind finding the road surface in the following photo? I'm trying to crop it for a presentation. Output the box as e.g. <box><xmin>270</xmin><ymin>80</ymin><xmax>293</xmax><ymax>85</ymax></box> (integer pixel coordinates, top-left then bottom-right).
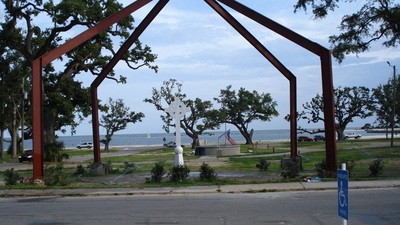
<box><xmin>0</xmin><ymin>188</ymin><xmax>399</xmax><ymax>225</ymax></box>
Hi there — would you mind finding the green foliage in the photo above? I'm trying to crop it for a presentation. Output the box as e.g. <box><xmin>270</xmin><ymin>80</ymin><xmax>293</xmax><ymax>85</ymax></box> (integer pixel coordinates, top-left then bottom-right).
<box><xmin>44</xmin><ymin>164</ymin><xmax>67</xmax><ymax>186</ymax></box>
<box><xmin>294</xmin><ymin>0</ymin><xmax>400</xmax><ymax>62</ymax></box>
<box><xmin>74</xmin><ymin>164</ymin><xmax>85</xmax><ymax>175</ymax></box>
<box><xmin>372</xmin><ymin>78</ymin><xmax>400</xmax><ymax>129</ymax></box>
<box><xmin>281</xmin><ymin>166</ymin><xmax>300</xmax><ymax>179</ymax></box>
<box><xmin>100</xmin><ymin>98</ymin><xmax>144</xmax><ymax>152</ymax></box>
<box><xmin>3</xmin><ymin>168</ymin><xmax>22</xmax><ymax>186</ymax></box>
<box><xmin>256</xmin><ymin>159</ymin><xmax>271</xmax><ymax>172</ymax></box>
<box><xmin>44</xmin><ymin>140</ymin><xmax>69</xmax><ymax>162</ymax></box>
<box><xmin>299</xmin><ymin>86</ymin><xmax>375</xmax><ymax>140</ymax></box>
<box><xmin>146</xmin><ymin>161</ymin><xmax>166</xmax><ymax>183</ymax></box>
<box><xmin>214</xmin><ymin>85</ymin><xmax>278</xmax><ymax>145</ymax></box>
<box><xmin>199</xmin><ymin>163</ymin><xmax>217</xmax><ymax>181</ymax></box>
<box><xmin>315</xmin><ymin>160</ymin><xmax>327</xmax><ymax>178</ymax></box>
<box><xmin>339</xmin><ymin>160</ymin><xmax>356</xmax><ymax>178</ymax></box>
<box><xmin>1</xmin><ymin>0</ymin><xmax>157</xmax><ymax>143</ymax></box>
<box><xmin>169</xmin><ymin>164</ymin><xmax>190</xmax><ymax>182</ymax></box>
<box><xmin>123</xmin><ymin>162</ymin><xmax>136</xmax><ymax>174</ymax></box>
<box><xmin>86</xmin><ymin>162</ymin><xmax>100</xmax><ymax>175</ymax></box>
<box><xmin>369</xmin><ymin>158</ymin><xmax>384</xmax><ymax>177</ymax></box>
<box><xmin>0</xmin><ymin>50</ymin><xmax>28</xmax><ymax>158</ymax></box>
<box><xmin>104</xmin><ymin>161</ymin><xmax>120</xmax><ymax>174</ymax></box>
<box><xmin>281</xmin><ymin>160</ymin><xmax>300</xmax><ymax>179</ymax></box>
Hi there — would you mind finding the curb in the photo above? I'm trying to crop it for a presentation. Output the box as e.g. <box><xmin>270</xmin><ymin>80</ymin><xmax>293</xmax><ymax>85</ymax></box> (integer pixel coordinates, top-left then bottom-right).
<box><xmin>1</xmin><ymin>180</ymin><xmax>399</xmax><ymax>198</ymax></box>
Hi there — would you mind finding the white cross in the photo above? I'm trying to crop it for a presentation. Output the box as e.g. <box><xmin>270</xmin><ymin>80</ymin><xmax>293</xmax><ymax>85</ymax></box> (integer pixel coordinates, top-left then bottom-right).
<box><xmin>165</xmin><ymin>98</ymin><xmax>190</xmax><ymax>165</ymax></box>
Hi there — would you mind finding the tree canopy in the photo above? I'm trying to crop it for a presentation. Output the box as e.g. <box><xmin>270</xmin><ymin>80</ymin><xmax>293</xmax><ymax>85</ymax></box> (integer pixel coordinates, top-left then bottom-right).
<box><xmin>294</xmin><ymin>0</ymin><xmax>400</xmax><ymax>62</ymax></box>
<box><xmin>100</xmin><ymin>98</ymin><xmax>144</xmax><ymax>152</ymax></box>
<box><xmin>0</xmin><ymin>0</ymin><xmax>157</xmax><ymax>144</ymax></box>
<box><xmin>299</xmin><ymin>86</ymin><xmax>375</xmax><ymax>140</ymax></box>
<box><xmin>0</xmin><ymin>48</ymin><xmax>28</xmax><ymax>157</ymax></box>
<box><xmin>372</xmin><ymin>77</ymin><xmax>400</xmax><ymax>130</ymax></box>
<box><xmin>214</xmin><ymin>85</ymin><xmax>278</xmax><ymax>145</ymax></box>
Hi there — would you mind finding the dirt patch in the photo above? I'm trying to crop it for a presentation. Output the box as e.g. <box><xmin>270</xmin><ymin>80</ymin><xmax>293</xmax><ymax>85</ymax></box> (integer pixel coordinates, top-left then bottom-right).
<box><xmin>185</xmin><ymin>156</ymin><xmax>229</xmax><ymax>168</ymax></box>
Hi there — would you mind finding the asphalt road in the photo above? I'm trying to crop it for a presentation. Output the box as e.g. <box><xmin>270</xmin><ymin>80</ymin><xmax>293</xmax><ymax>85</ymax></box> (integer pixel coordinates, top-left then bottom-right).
<box><xmin>1</xmin><ymin>188</ymin><xmax>399</xmax><ymax>225</ymax></box>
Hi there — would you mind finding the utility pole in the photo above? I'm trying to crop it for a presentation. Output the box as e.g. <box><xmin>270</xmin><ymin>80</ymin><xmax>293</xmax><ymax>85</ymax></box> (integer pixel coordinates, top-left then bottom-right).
<box><xmin>387</xmin><ymin>61</ymin><xmax>396</xmax><ymax>147</ymax></box>
<box><xmin>21</xmin><ymin>77</ymin><xmax>25</xmax><ymax>152</ymax></box>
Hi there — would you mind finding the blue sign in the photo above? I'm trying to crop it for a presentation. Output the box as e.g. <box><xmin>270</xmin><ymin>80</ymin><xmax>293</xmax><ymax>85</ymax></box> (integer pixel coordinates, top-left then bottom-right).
<box><xmin>338</xmin><ymin>169</ymin><xmax>349</xmax><ymax>220</ymax></box>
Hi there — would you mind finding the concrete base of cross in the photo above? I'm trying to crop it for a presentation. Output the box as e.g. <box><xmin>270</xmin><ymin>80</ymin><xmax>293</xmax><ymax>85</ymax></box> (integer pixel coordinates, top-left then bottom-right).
<box><xmin>174</xmin><ymin>146</ymin><xmax>184</xmax><ymax>166</ymax></box>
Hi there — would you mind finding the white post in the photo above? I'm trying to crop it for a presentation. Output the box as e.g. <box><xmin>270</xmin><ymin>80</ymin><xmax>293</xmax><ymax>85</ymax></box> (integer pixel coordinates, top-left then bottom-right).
<box><xmin>165</xmin><ymin>98</ymin><xmax>190</xmax><ymax>166</ymax></box>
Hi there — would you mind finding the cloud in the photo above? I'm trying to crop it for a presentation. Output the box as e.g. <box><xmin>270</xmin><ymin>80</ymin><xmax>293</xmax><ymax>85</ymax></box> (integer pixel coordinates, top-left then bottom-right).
<box><xmin>65</xmin><ymin>1</ymin><xmax>400</xmax><ymax>134</ymax></box>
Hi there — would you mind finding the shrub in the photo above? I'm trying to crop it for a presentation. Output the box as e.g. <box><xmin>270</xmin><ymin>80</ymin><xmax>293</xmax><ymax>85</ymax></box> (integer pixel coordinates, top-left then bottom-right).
<box><xmin>281</xmin><ymin>163</ymin><xmax>300</xmax><ymax>179</ymax></box>
<box><xmin>86</xmin><ymin>162</ymin><xmax>100</xmax><ymax>175</ymax></box>
<box><xmin>339</xmin><ymin>160</ymin><xmax>356</xmax><ymax>178</ymax></box>
<box><xmin>256</xmin><ymin>159</ymin><xmax>271</xmax><ymax>172</ymax></box>
<box><xmin>146</xmin><ymin>161</ymin><xmax>166</xmax><ymax>183</ymax></box>
<box><xmin>123</xmin><ymin>162</ymin><xmax>136</xmax><ymax>174</ymax></box>
<box><xmin>104</xmin><ymin>161</ymin><xmax>119</xmax><ymax>174</ymax></box>
<box><xmin>315</xmin><ymin>160</ymin><xmax>327</xmax><ymax>178</ymax></box>
<box><xmin>199</xmin><ymin>163</ymin><xmax>217</xmax><ymax>181</ymax></box>
<box><xmin>44</xmin><ymin>140</ymin><xmax>69</xmax><ymax>162</ymax></box>
<box><xmin>44</xmin><ymin>164</ymin><xmax>67</xmax><ymax>186</ymax></box>
<box><xmin>74</xmin><ymin>164</ymin><xmax>85</xmax><ymax>175</ymax></box>
<box><xmin>4</xmin><ymin>168</ymin><xmax>22</xmax><ymax>186</ymax></box>
<box><xmin>369</xmin><ymin>158</ymin><xmax>384</xmax><ymax>177</ymax></box>
<box><xmin>169</xmin><ymin>164</ymin><xmax>190</xmax><ymax>182</ymax></box>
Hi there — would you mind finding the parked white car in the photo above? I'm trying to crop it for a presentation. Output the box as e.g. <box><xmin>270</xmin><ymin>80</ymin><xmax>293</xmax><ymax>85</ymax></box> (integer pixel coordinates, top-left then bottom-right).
<box><xmin>345</xmin><ymin>132</ymin><xmax>362</xmax><ymax>139</ymax></box>
<box><xmin>76</xmin><ymin>142</ymin><xmax>93</xmax><ymax>149</ymax></box>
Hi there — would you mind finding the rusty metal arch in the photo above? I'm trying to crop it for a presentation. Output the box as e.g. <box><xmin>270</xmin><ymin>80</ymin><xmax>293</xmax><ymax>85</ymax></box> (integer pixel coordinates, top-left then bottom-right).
<box><xmin>31</xmin><ymin>0</ymin><xmax>336</xmax><ymax>180</ymax></box>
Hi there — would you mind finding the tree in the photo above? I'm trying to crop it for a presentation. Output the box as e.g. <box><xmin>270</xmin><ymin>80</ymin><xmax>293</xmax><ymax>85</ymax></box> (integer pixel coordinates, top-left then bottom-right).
<box><xmin>0</xmin><ymin>0</ymin><xmax>157</xmax><ymax>144</ymax></box>
<box><xmin>183</xmin><ymin>98</ymin><xmax>222</xmax><ymax>148</ymax></box>
<box><xmin>214</xmin><ymin>85</ymin><xmax>279</xmax><ymax>145</ymax></box>
<box><xmin>144</xmin><ymin>79</ymin><xmax>221</xmax><ymax>149</ymax></box>
<box><xmin>0</xmin><ymin>53</ymin><xmax>9</xmax><ymax>160</ymax></box>
<box><xmin>0</xmin><ymin>47</ymin><xmax>28</xmax><ymax>158</ymax></box>
<box><xmin>299</xmin><ymin>86</ymin><xmax>375</xmax><ymax>140</ymax></box>
<box><xmin>294</xmin><ymin>0</ymin><xmax>400</xmax><ymax>62</ymax></box>
<box><xmin>100</xmin><ymin>98</ymin><xmax>144</xmax><ymax>152</ymax></box>
<box><xmin>372</xmin><ymin>76</ymin><xmax>400</xmax><ymax>138</ymax></box>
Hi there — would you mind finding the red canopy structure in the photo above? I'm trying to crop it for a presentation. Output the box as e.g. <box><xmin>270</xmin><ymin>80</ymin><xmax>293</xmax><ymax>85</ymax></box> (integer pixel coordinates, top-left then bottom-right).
<box><xmin>31</xmin><ymin>0</ymin><xmax>337</xmax><ymax>180</ymax></box>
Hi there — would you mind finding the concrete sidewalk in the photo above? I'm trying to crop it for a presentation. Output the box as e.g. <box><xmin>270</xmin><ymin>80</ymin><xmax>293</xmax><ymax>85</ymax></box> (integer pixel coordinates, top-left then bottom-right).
<box><xmin>1</xmin><ymin>180</ymin><xmax>399</xmax><ymax>197</ymax></box>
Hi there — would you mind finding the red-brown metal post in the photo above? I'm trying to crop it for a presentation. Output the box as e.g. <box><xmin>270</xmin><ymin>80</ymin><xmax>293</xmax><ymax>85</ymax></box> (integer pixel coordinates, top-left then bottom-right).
<box><xmin>290</xmin><ymin>77</ymin><xmax>297</xmax><ymax>157</ymax></box>
<box><xmin>91</xmin><ymin>0</ymin><xmax>169</xmax><ymax>163</ymax></box>
<box><xmin>320</xmin><ymin>49</ymin><xmax>337</xmax><ymax>176</ymax></box>
<box><xmin>91</xmin><ymin>89</ymin><xmax>101</xmax><ymax>163</ymax></box>
<box><xmin>32</xmin><ymin>60</ymin><xmax>44</xmax><ymax>180</ymax></box>
<box><xmin>205</xmin><ymin>0</ymin><xmax>298</xmax><ymax>158</ymax></box>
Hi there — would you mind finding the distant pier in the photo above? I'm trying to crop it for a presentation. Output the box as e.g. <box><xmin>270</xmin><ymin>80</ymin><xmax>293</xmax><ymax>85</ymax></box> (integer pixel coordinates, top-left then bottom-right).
<box><xmin>365</xmin><ymin>128</ymin><xmax>400</xmax><ymax>133</ymax></box>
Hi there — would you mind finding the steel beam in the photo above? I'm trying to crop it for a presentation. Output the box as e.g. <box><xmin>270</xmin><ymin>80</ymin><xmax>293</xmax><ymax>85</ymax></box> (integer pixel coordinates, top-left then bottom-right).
<box><xmin>31</xmin><ymin>0</ymin><xmax>153</xmax><ymax>180</ymax></box>
<box><xmin>32</xmin><ymin>0</ymin><xmax>336</xmax><ymax>180</ymax></box>
<box><xmin>217</xmin><ymin>0</ymin><xmax>337</xmax><ymax>175</ymax></box>
<box><xmin>217</xmin><ymin>0</ymin><xmax>322</xmax><ymax>55</ymax></box>
<box><xmin>91</xmin><ymin>0</ymin><xmax>169</xmax><ymax>163</ymax></box>
<box><xmin>205</xmin><ymin>0</ymin><xmax>298</xmax><ymax>158</ymax></box>
<box><xmin>31</xmin><ymin>59</ymin><xmax>43</xmax><ymax>181</ymax></box>
<box><xmin>320</xmin><ymin>50</ymin><xmax>337</xmax><ymax>175</ymax></box>
<box><xmin>41</xmin><ymin>0</ymin><xmax>153</xmax><ymax>66</ymax></box>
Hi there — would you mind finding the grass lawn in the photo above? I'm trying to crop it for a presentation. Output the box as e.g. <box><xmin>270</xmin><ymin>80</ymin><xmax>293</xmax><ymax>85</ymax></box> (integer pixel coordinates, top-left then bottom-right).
<box><xmin>1</xmin><ymin>138</ymin><xmax>399</xmax><ymax>188</ymax></box>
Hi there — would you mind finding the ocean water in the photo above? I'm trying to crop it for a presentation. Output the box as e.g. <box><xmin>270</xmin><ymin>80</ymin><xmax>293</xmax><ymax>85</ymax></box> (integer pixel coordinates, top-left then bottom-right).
<box><xmin>2</xmin><ymin>128</ymin><xmax>390</xmax><ymax>150</ymax></box>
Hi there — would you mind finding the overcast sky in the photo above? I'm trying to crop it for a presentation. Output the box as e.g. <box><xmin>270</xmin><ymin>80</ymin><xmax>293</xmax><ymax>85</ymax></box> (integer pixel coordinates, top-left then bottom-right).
<box><xmin>66</xmin><ymin>0</ymin><xmax>400</xmax><ymax>135</ymax></box>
